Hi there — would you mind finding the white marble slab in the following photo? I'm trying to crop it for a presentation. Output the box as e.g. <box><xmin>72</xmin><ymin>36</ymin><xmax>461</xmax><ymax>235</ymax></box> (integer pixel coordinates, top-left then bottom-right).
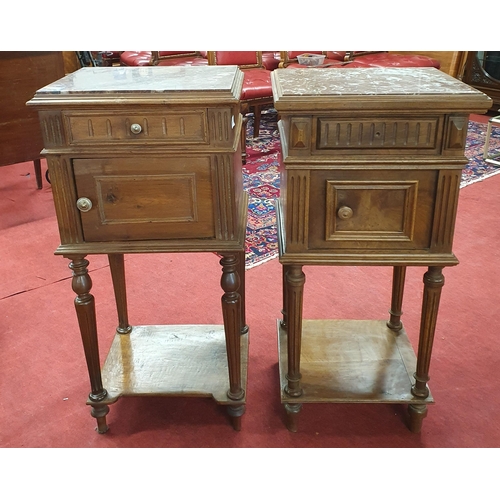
<box><xmin>273</xmin><ymin>67</ymin><xmax>483</xmax><ymax>96</ymax></box>
<box><xmin>35</xmin><ymin>66</ymin><xmax>241</xmax><ymax>95</ymax></box>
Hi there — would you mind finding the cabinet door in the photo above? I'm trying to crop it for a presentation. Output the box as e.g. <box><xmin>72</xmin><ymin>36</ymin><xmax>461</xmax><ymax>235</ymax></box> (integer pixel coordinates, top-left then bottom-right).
<box><xmin>307</xmin><ymin>169</ymin><xmax>440</xmax><ymax>252</ymax></box>
<box><xmin>73</xmin><ymin>157</ymin><xmax>215</xmax><ymax>241</ymax></box>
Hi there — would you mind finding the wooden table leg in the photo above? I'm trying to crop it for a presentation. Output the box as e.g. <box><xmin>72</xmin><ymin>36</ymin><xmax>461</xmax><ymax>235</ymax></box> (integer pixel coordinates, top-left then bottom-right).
<box><xmin>409</xmin><ymin>266</ymin><xmax>445</xmax><ymax>433</ymax></box>
<box><xmin>387</xmin><ymin>266</ymin><xmax>406</xmax><ymax>331</ymax></box>
<box><xmin>284</xmin><ymin>264</ymin><xmax>305</xmax><ymax>431</ymax></box>
<box><xmin>220</xmin><ymin>253</ymin><xmax>245</xmax><ymax>430</ymax></box>
<box><xmin>284</xmin><ymin>402</ymin><xmax>302</xmax><ymax>433</ymax></box>
<box><xmin>33</xmin><ymin>158</ymin><xmax>42</xmax><ymax>189</ymax></box>
<box><xmin>69</xmin><ymin>256</ymin><xmax>109</xmax><ymax>433</ymax></box>
<box><xmin>281</xmin><ymin>264</ymin><xmax>289</xmax><ymax>330</ymax></box>
<box><xmin>238</xmin><ymin>249</ymin><xmax>249</xmax><ymax>334</ymax></box>
<box><xmin>108</xmin><ymin>253</ymin><xmax>132</xmax><ymax>335</ymax></box>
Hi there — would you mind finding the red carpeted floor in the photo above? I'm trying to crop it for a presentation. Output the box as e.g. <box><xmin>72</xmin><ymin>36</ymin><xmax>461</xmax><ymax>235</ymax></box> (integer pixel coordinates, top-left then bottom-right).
<box><xmin>1</xmin><ymin>120</ymin><xmax>500</xmax><ymax>451</ymax></box>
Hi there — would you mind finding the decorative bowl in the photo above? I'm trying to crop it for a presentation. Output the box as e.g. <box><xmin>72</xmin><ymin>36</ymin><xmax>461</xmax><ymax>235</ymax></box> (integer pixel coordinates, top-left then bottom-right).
<box><xmin>296</xmin><ymin>53</ymin><xmax>326</xmax><ymax>66</ymax></box>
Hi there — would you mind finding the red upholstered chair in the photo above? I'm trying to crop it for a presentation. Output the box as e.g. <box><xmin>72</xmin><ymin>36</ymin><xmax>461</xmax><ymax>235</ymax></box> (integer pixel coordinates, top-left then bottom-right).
<box><xmin>280</xmin><ymin>51</ymin><xmax>440</xmax><ymax>69</ymax></box>
<box><xmin>262</xmin><ymin>51</ymin><xmax>281</xmax><ymax>70</ymax></box>
<box><xmin>344</xmin><ymin>51</ymin><xmax>441</xmax><ymax>68</ymax></box>
<box><xmin>207</xmin><ymin>51</ymin><xmax>274</xmax><ymax>163</ymax></box>
<box><xmin>151</xmin><ymin>51</ymin><xmax>208</xmax><ymax>66</ymax></box>
<box><xmin>120</xmin><ymin>51</ymin><xmax>208</xmax><ymax>66</ymax></box>
<box><xmin>120</xmin><ymin>51</ymin><xmax>154</xmax><ymax>66</ymax></box>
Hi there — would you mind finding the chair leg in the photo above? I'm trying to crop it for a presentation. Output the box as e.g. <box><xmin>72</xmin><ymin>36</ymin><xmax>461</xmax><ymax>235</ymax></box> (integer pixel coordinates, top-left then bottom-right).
<box><xmin>241</xmin><ymin>116</ymin><xmax>248</xmax><ymax>165</ymax></box>
<box><xmin>253</xmin><ymin>105</ymin><xmax>262</xmax><ymax>138</ymax></box>
<box><xmin>33</xmin><ymin>159</ymin><xmax>42</xmax><ymax>189</ymax></box>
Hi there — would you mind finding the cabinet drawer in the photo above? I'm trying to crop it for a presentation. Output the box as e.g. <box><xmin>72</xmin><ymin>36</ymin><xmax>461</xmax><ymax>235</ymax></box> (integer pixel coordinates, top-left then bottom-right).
<box><xmin>287</xmin><ymin>116</ymin><xmax>443</xmax><ymax>156</ymax></box>
<box><xmin>65</xmin><ymin>110</ymin><xmax>208</xmax><ymax>145</ymax></box>
<box><xmin>73</xmin><ymin>157</ymin><xmax>215</xmax><ymax>241</ymax></box>
<box><xmin>307</xmin><ymin>170</ymin><xmax>439</xmax><ymax>251</ymax></box>
<box><xmin>316</xmin><ymin>118</ymin><xmax>440</xmax><ymax>151</ymax></box>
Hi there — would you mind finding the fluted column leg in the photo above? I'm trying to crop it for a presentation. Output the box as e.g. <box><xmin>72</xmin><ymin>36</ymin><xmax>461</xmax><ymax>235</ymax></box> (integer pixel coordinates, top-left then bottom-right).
<box><xmin>220</xmin><ymin>253</ymin><xmax>245</xmax><ymax>430</ymax></box>
<box><xmin>281</xmin><ymin>264</ymin><xmax>289</xmax><ymax>330</ymax></box>
<box><xmin>237</xmin><ymin>250</ymin><xmax>249</xmax><ymax>335</ymax></box>
<box><xmin>108</xmin><ymin>253</ymin><xmax>132</xmax><ymax>335</ymax></box>
<box><xmin>69</xmin><ymin>256</ymin><xmax>109</xmax><ymax>434</ymax></box>
<box><xmin>284</xmin><ymin>264</ymin><xmax>305</xmax><ymax>432</ymax></box>
<box><xmin>409</xmin><ymin>266</ymin><xmax>445</xmax><ymax>433</ymax></box>
<box><xmin>387</xmin><ymin>266</ymin><xmax>406</xmax><ymax>331</ymax></box>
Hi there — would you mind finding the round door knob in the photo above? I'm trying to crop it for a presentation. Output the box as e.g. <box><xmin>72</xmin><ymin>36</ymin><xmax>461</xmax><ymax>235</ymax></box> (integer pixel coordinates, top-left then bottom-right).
<box><xmin>130</xmin><ymin>123</ymin><xmax>142</xmax><ymax>134</ymax></box>
<box><xmin>76</xmin><ymin>197</ymin><xmax>93</xmax><ymax>212</ymax></box>
<box><xmin>337</xmin><ymin>206</ymin><xmax>353</xmax><ymax>220</ymax></box>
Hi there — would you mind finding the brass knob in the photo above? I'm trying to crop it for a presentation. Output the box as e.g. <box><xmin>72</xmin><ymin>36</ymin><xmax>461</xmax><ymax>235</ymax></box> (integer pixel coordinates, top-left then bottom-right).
<box><xmin>130</xmin><ymin>123</ymin><xmax>142</xmax><ymax>135</ymax></box>
<box><xmin>76</xmin><ymin>197</ymin><xmax>92</xmax><ymax>212</ymax></box>
<box><xmin>337</xmin><ymin>206</ymin><xmax>353</xmax><ymax>220</ymax></box>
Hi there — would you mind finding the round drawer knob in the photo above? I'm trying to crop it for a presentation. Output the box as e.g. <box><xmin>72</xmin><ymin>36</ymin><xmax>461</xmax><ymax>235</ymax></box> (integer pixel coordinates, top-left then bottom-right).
<box><xmin>337</xmin><ymin>206</ymin><xmax>353</xmax><ymax>220</ymax></box>
<box><xmin>76</xmin><ymin>197</ymin><xmax>93</xmax><ymax>212</ymax></box>
<box><xmin>130</xmin><ymin>123</ymin><xmax>142</xmax><ymax>135</ymax></box>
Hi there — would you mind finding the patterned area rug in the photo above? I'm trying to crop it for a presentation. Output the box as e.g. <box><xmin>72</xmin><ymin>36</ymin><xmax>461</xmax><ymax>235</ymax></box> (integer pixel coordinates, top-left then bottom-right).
<box><xmin>243</xmin><ymin>112</ymin><xmax>500</xmax><ymax>269</ymax></box>
<box><xmin>462</xmin><ymin>119</ymin><xmax>500</xmax><ymax>187</ymax></box>
<box><xmin>243</xmin><ymin>110</ymin><xmax>281</xmax><ymax>269</ymax></box>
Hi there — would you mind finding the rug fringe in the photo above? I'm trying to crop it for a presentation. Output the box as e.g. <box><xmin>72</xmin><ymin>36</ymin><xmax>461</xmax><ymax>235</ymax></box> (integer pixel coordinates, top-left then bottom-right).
<box><xmin>245</xmin><ymin>251</ymin><xmax>278</xmax><ymax>270</ymax></box>
<box><xmin>461</xmin><ymin>167</ymin><xmax>500</xmax><ymax>188</ymax></box>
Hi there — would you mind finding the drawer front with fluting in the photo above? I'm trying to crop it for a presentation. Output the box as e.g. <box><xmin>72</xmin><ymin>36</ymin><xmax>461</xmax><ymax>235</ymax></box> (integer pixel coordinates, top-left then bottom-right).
<box><xmin>287</xmin><ymin>116</ymin><xmax>443</xmax><ymax>156</ymax></box>
<box><xmin>316</xmin><ymin>118</ymin><xmax>440</xmax><ymax>151</ymax></box>
<box><xmin>65</xmin><ymin>110</ymin><xmax>208</xmax><ymax>145</ymax></box>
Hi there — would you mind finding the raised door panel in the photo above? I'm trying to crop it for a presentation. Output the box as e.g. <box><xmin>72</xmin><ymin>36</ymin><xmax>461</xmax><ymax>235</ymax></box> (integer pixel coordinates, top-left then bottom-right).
<box><xmin>325</xmin><ymin>180</ymin><xmax>418</xmax><ymax>243</ymax></box>
<box><xmin>73</xmin><ymin>157</ymin><xmax>215</xmax><ymax>241</ymax></box>
<box><xmin>307</xmin><ymin>169</ymin><xmax>439</xmax><ymax>252</ymax></box>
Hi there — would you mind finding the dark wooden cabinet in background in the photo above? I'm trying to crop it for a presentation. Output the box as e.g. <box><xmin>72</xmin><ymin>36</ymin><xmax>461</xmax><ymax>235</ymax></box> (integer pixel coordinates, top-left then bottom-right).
<box><xmin>0</xmin><ymin>52</ymin><xmax>65</xmax><ymax>188</ymax></box>
<box><xmin>462</xmin><ymin>51</ymin><xmax>500</xmax><ymax>111</ymax></box>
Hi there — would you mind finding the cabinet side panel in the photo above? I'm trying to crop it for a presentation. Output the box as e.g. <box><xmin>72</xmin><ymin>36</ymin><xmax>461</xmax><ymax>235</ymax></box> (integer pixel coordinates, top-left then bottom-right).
<box><xmin>212</xmin><ymin>154</ymin><xmax>237</xmax><ymax>241</ymax></box>
<box><xmin>286</xmin><ymin>170</ymin><xmax>310</xmax><ymax>251</ymax></box>
<box><xmin>430</xmin><ymin>170</ymin><xmax>461</xmax><ymax>252</ymax></box>
<box><xmin>46</xmin><ymin>156</ymin><xmax>83</xmax><ymax>244</ymax></box>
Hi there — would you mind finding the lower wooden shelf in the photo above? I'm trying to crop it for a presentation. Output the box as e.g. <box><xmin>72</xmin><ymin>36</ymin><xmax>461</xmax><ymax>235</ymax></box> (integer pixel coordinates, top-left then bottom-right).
<box><xmin>94</xmin><ymin>324</ymin><xmax>249</xmax><ymax>405</ymax></box>
<box><xmin>277</xmin><ymin>319</ymin><xmax>434</xmax><ymax>405</ymax></box>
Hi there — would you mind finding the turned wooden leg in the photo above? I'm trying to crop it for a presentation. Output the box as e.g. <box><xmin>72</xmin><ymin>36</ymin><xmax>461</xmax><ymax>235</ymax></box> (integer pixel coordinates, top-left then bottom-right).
<box><xmin>69</xmin><ymin>256</ymin><xmax>109</xmax><ymax>433</ymax></box>
<box><xmin>253</xmin><ymin>105</ymin><xmax>262</xmax><ymax>138</ymax></box>
<box><xmin>91</xmin><ymin>404</ymin><xmax>110</xmax><ymax>434</ymax></box>
<box><xmin>408</xmin><ymin>404</ymin><xmax>428</xmax><ymax>433</ymax></box>
<box><xmin>280</xmin><ymin>264</ymin><xmax>289</xmax><ymax>330</ymax></box>
<box><xmin>409</xmin><ymin>266</ymin><xmax>445</xmax><ymax>433</ymax></box>
<box><xmin>241</xmin><ymin>104</ymin><xmax>249</xmax><ymax>165</ymax></box>
<box><xmin>284</xmin><ymin>402</ymin><xmax>302</xmax><ymax>433</ymax></box>
<box><xmin>108</xmin><ymin>253</ymin><xmax>132</xmax><ymax>335</ymax></box>
<box><xmin>227</xmin><ymin>404</ymin><xmax>245</xmax><ymax>432</ymax></box>
<box><xmin>220</xmin><ymin>253</ymin><xmax>245</xmax><ymax>430</ymax></box>
<box><xmin>387</xmin><ymin>266</ymin><xmax>406</xmax><ymax>331</ymax></box>
<box><xmin>284</xmin><ymin>264</ymin><xmax>305</xmax><ymax>399</ymax></box>
<box><xmin>237</xmin><ymin>250</ymin><xmax>249</xmax><ymax>335</ymax></box>
<box><xmin>33</xmin><ymin>158</ymin><xmax>42</xmax><ymax>189</ymax></box>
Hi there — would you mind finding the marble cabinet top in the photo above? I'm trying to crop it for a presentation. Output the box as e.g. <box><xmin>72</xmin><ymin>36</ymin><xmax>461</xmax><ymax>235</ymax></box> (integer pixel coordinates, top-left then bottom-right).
<box><xmin>272</xmin><ymin>67</ymin><xmax>492</xmax><ymax>113</ymax></box>
<box><xmin>28</xmin><ymin>66</ymin><xmax>244</xmax><ymax>105</ymax></box>
<box><xmin>273</xmin><ymin>68</ymin><xmax>480</xmax><ymax>96</ymax></box>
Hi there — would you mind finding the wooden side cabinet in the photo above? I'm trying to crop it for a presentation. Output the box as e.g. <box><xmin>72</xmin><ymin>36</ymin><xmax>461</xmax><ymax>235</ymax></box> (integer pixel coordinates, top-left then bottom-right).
<box><xmin>27</xmin><ymin>66</ymin><xmax>249</xmax><ymax>432</ymax></box>
<box><xmin>462</xmin><ymin>51</ymin><xmax>500</xmax><ymax>110</ymax></box>
<box><xmin>271</xmin><ymin>67</ymin><xmax>492</xmax><ymax>432</ymax></box>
